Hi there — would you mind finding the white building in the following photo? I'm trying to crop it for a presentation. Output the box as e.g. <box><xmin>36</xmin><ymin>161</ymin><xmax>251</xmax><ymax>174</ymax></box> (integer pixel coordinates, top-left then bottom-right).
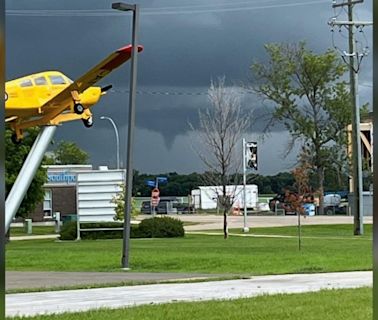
<box><xmin>30</xmin><ymin>165</ymin><xmax>124</xmax><ymax>222</ymax></box>
<box><xmin>191</xmin><ymin>185</ymin><xmax>258</xmax><ymax>210</ymax></box>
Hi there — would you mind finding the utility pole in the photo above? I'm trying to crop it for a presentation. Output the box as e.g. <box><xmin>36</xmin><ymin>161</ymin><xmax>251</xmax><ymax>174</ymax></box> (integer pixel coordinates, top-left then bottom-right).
<box><xmin>329</xmin><ymin>0</ymin><xmax>372</xmax><ymax>235</ymax></box>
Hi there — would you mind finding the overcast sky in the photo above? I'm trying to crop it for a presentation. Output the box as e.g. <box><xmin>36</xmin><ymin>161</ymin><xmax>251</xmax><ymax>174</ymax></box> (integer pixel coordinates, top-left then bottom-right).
<box><xmin>5</xmin><ymin>0</ymin><xmax>373</xmax><ymax>175</ymax></box>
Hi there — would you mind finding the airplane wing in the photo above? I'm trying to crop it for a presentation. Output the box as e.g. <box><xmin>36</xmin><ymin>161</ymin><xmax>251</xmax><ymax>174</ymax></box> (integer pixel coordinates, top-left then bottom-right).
<box><xmin>70</xmin><ymin>44</ymin><xmax>144</xmax><ymax>92</ymax></box>
<box><xmin>39</xmin><ymin>44</ymin><xmax>143</xmax><ymax>115</ymax></box>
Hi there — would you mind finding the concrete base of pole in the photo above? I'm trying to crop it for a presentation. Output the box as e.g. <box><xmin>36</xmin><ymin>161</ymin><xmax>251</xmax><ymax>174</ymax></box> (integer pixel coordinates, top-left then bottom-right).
<box><xmin>243</xmin><ymin>227</ymin><xmax>250</xmax><ymax>233</ymax></box>
<box><xmin>121</xmin><ymin>268</ymin><xmax>131</xmax><ymax>271</ymax></box>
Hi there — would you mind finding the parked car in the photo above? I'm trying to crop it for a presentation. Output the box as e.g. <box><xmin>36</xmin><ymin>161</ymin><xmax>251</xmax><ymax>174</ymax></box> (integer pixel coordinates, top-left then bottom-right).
<box><xmin>141</xmin><ymin>200</ymin><xmax>173</xmax><ymax>214</ymax></box>
<box><xmin>323</xmin><ymin>194</ymin><xmax>349</xmax><ymax>215</ymax></box>
<box><xmin>140</xmin><ymin>201</ymin><xmax>152</xmax><ymax>214</ymax></box>
<box><xmin>269</xmin><ymin>193</ymin><xmax>315</xmax><ymax>215</ymax></box>
<box><xmin>269</xmin><ymin>194</ymin><xmax>296</xmax><ymax>215</ymax></box>
<box><xmin>156</xmin><ymin>201</ymin><xmax>170</xmax><ymax>214</ymax></box>
<box><xmin>173</xmin><ymin>202</ymin><xmax>195</xmax><ymax>214</ymax></box>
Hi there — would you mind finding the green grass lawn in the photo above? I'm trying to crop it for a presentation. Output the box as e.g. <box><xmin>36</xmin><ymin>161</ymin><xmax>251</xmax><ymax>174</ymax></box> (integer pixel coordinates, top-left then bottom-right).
<box><xmin>7</xmin><ymin>287</ymin><xmax>372</xmax><ymax>320</ymax></box>
<box><xmin>6</xmin><ymin>225</ymin><xmax>372</xmax><ymax>274</ymax></box>
<box><xmin>10</xmin><ymin>226</ymin><xmax>56</xmax><ymax>236</ymax></box>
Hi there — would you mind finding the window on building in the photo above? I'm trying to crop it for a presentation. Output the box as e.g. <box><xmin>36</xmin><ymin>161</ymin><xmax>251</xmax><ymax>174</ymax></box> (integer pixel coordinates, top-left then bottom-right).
<box><xmin>43</xmin><ymin>190</ymin><xmax>52</xmax><ymax>218</ymax></box>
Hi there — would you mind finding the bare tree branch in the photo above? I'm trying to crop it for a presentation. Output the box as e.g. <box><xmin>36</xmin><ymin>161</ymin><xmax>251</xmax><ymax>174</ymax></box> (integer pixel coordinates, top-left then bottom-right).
<box><xmin>189</xmin><ymin>76</ymin><xmax>251</xmax><ymax>238</ymax></box>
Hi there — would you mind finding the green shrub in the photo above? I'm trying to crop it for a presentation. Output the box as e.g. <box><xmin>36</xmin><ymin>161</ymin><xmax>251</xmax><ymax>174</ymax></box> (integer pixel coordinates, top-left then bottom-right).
<box><xmin>137</xmin><ymin>216</ymin><xmax>185</xmax><ymax>238</ymax></box>
<box><xmin>60</xmin><ymin>221</ymin><xmax>140</xmax><ymax>241</ymax></box>
<box><xmin>60</xmin><ymin>221</ymin><xmax>78</xmax><ymax>240</ymax></box>
<box><xmin>60</xmin><ymin>216</ymin><xmax>184</xmax><ymax>240</ymax></box>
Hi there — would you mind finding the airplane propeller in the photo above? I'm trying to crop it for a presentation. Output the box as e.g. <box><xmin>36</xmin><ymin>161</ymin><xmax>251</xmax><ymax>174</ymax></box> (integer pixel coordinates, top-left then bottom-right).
<box><xmin>101</xmin><ymin>85</ymin><xmax>113</xmax><ymax>93</ymax></box>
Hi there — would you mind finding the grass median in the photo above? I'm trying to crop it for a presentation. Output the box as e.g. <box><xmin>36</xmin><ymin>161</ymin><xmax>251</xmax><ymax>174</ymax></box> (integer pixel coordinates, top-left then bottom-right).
<box><xmin>7</xmin><ymin>287</ymin><xmax>372</xmax><ymax>320</ymax></box>
<box><xmin>10</xmin><ymin>226</ymin><xmax>56</xmax><ymax>236</ymax></box>
<box><xmin>6</xmin><ymin>224</ymin><xmax>372</xmax><ymax>274</ymax></box>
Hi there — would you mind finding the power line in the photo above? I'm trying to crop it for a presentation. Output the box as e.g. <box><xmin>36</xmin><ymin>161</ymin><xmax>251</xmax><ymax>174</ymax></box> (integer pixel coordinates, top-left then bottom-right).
<box><xmin>6</xmin><ymin>0</ymin><xmax>329</xmax><ymax>17</ymax></box>
<box><xmin>127</xmin><ymin>0</ymin><xmax>310</xmax><ymax>11</ymax></box>
<box><xmin>109</xmin><ymin>88</ymin><xmax>255</xmax><ymax>96</ymax></box>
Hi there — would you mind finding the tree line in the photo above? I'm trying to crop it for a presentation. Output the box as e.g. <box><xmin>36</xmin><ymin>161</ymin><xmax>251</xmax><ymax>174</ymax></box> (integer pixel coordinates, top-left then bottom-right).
<box><xmin>132</xmin><ymin>170</ymin><xmax>348</xmax><ymax>197</ymax></box>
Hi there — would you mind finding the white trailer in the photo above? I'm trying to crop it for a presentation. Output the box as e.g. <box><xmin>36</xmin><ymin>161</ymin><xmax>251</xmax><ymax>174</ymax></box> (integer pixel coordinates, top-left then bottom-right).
<box><xmin>191</xmin><ymin>185</ymin><xmax>258</xmax><ymax>210</ymax></box>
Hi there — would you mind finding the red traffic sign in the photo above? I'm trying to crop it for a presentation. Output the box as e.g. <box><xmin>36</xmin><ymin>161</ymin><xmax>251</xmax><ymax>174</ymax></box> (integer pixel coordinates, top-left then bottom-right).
<box><xmin>151</xmin><ymin>197</ymin><xmax>160</xmax><ymax>207</ymax></box>
<box><xmin>151</xmin><ymin>188</ymin><xmax>160</xmax><ymax>198</ymax></box>
<box><xmin>151</xmin><ymin>188</ymin><xmax>160</xmax><ymax>207</ymax></box>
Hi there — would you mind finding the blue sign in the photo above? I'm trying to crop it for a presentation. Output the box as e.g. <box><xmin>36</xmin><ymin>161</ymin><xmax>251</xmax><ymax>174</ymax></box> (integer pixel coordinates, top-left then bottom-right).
<box><xmin>157</xmin><ymin>177</ymin><xmax>168</xmax><ymax>183</ymax></box>
<box><xmin>48</xmin><ymin>171</ymin><xmax>76</xmax><ymax>184</ymax></box>
<box><xmin>146</xmin><ymin>180</ymin><xmax>156</xmax><ymax>187</ymax></box>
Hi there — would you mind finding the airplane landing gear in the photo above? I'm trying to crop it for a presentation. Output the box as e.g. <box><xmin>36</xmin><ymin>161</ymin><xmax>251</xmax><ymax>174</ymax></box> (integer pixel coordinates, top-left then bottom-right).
<box><xmin>82</xmin><ymin>117</ymin><xmax>93</xmax><ymax>128</ymax></box>
<box><xmin>11</xmin><ymin>133</ymin><xmax>22</xmax><ymax>145</ymax></box>
<box><xmin>74</xmin><ymin>103</ymin><xmax>84</xmax><ymax>115</ymax></box>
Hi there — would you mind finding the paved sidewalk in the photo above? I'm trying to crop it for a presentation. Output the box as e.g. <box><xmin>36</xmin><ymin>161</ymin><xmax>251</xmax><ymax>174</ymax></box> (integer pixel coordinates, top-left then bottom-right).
<box><xmin>6</xmin><ymin>271</ymin><xmax>371</xmax><ymax>317</ymax></box>
<box><xmin>9</xmin><ymin>234</ymin><xmax>59</xmax><ymax>241</ymax></box>
<box><xmin>6</xmin><ymin>271</ymin><xmax>225</xmax><ymax>291</ymax></box>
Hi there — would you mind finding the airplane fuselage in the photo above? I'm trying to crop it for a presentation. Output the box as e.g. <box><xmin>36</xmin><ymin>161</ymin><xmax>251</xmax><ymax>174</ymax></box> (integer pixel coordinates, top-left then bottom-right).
<box><xmin>5</xmin><ymin>71</ymin><xmax>102</xmax><ymax>118</ymax></box>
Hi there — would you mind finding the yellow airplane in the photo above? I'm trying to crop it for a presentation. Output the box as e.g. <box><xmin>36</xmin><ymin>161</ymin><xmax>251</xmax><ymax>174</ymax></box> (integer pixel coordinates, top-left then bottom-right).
<box><xmin>5</xmin><ymin>44</ymin><xmax>143</xmax><ymax>143</ymax></box>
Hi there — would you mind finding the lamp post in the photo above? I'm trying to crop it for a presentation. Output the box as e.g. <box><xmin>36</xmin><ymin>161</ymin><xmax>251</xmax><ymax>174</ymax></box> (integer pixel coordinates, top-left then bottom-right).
<box><xmin>100</xmin><ymin>116</ymin><xmax>120</xmax><ymax>169</ymax></box>
<box><xmin>112</xmin><ymin>2</ymin><xmax>139</xmax><ymax>269</ymax></box>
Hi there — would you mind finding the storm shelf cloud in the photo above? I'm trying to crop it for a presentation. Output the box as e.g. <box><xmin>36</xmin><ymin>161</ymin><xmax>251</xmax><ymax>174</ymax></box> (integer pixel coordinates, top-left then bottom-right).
<box><xmin>5</xmin><ymin>0</ymin><xmax>372</xmax><ymax>174</ymax></box>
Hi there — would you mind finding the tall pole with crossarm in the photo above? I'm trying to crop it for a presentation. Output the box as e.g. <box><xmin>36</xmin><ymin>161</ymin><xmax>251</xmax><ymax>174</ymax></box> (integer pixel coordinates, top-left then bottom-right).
<box><xmin>112</xmin><ymin>2</ymin><xmax>139</xmax><ymax>269</ymax></box>
<box><xmin>329</xmin><ymin>0</ymin><xmax>372</xmax><ymax>235</ymax></box>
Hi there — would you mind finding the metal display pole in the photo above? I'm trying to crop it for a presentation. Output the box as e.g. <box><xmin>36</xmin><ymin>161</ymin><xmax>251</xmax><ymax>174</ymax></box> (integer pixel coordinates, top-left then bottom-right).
<box><xmin>5</xmin><ymin>126</ymin><xmax>57</xmax><ymax>234</ymax></box>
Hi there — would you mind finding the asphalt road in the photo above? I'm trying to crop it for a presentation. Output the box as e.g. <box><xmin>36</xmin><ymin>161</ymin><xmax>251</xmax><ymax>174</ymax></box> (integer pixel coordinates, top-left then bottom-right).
<box><xmin>172</xmin><ymin>214</ymin><xmax>373</xmax><ymax>231</ymax></box>
<box><xmin>6</xmin><ymin>271</ymin><xmax>372</xmax><ymax>317</ymax></box>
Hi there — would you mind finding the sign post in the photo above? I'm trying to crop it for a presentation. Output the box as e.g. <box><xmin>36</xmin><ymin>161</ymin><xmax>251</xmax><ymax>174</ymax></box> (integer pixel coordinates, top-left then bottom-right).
<box><xmin>151</xmin><ymin>187</ymin><xmax>160</xmax><ymax>216</ymax></box>
<box><xmin>242</xmin><ymin>139</ymin><xmax>249</xmax><ymax>232</ymax></box>
<box><xmin>242</xmin><ymin>140</ymin><xmax>258</xmax><ymax>233</ymax></box>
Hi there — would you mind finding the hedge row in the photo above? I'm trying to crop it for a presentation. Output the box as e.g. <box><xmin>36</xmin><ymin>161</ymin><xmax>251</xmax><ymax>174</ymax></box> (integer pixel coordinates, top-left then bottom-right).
<box><xmin>60</xmin><ymin>216</ymin><xmax>185</xmax><ymax>240</ymax></box>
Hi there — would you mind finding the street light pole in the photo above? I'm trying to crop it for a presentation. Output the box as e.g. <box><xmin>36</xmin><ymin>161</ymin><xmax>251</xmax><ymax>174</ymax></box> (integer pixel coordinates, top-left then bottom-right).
<box><xmin>112</xmin><ymin>2</ymin><xmax>139</xmax><ymax>269</ymax></box>
<box><xmin>100</xmin><ymin>116</ymin><xmax>120</xmax><ymax>169</ymax></box>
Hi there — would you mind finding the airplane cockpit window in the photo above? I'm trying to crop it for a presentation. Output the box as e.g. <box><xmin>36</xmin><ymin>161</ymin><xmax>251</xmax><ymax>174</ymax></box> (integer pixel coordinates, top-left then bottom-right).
<box><xmin>34</xmin><ymin>76</ymin><xmax>47</xmax><ymax>86</ymax></box>
<box><xmin>49</xmin><ymin>75</ymin><xmax>66</xmax><ymax>85</ymax></box>
<box><xmin>19</xmin><ymin>79</ymin><xmax>33</xmax><ymax>87</ymax></box>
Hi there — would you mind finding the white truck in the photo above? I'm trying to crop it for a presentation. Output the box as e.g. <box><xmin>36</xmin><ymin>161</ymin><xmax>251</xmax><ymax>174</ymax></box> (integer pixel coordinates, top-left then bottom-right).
<box><xmin>191</xmin><ymin>185</ymin><xmax>258</xmax><ymax>210</ymax></box>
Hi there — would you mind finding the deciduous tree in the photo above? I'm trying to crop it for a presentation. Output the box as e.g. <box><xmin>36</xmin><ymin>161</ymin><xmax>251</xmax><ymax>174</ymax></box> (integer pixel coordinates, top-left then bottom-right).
<box><xmin>112</xmin><ymin>184</ymin><xmax>139</xmax><ymax>220</ymax></box>
<box><xmin>5</xmin><ymin>128</ymin><xmax>48</xmax><ymax>218</ymax></box>
<box><xmin>52</xmin><ymin>141</ymin><xmax>89</xmax><ymax>165</ymax></box>
<box><xmin>190</xmin><ymin>77</ymin><xmax>250</xmax><ymax>238</ymax></box>
<box><xmin>251</xmin><ymin>42</ymin><xmax>351</xmax><ymax>215</ymax></box>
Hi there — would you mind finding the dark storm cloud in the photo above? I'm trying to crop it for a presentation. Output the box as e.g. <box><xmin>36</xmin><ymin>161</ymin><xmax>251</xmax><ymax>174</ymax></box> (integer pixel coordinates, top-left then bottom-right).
<box><xmin>90</xmin><ymin>84</ymin><xmax>283</xmax><ymax>149</ymax></box>
<box><xmin>5</xmin><ymin>0</ymin><xmax>372</xmax><ymax>173</ymax></box>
